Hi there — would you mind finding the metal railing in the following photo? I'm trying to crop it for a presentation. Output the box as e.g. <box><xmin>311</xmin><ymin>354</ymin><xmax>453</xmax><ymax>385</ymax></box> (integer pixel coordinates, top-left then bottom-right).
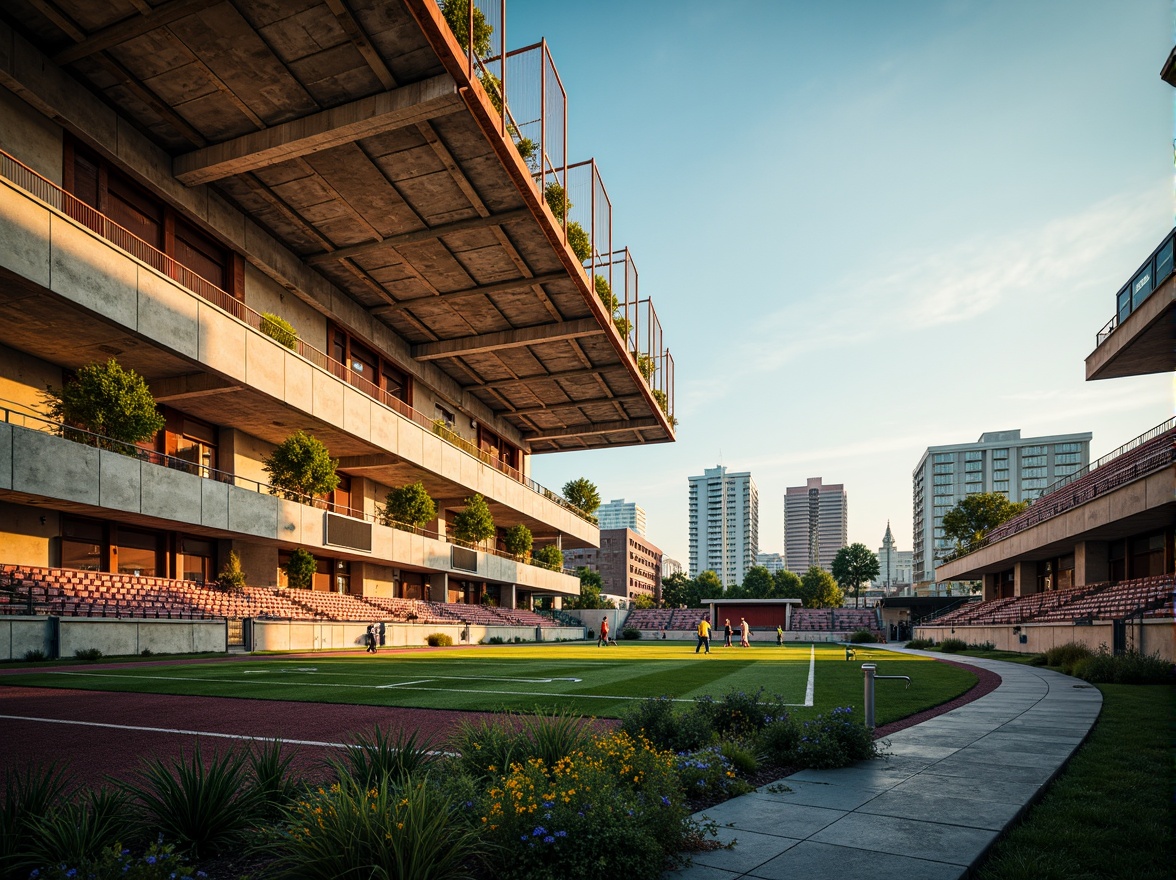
<box><xmin>1097</xmin><ymin>227</ymin><xmax>1174</xmax><ymax>346</ymax></box>
<box><xmin>1</xmin><ymin>405</ymin><xmax>577</xmax><ymax>573</ymax></box>
<box><xmin>1038</xmin><ymin>416</ymin><xmax>1176</xmax><ymax>498</ymax></box>
<box><xmin>0</xmin><ymin>148</ymin><xmax>596</xmax><ymax>524</ymax></box>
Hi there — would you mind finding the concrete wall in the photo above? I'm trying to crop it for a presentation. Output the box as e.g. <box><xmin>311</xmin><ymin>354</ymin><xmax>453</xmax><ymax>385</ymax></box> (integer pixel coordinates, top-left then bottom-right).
<box><xmin>916</xmin><ymin>620</ymin><xmax>1174</xmax><ymax>662</ymax></box>
<box><xmin>250</xmin><ymin>619</ymin><xmax>581</xmax><ymax>651</ymax></box>
<box><xmin>0</xmin><ymin>499</ymin><xmax>57</xmax><ymax>566</ymax></box>
<box><xmin>0</xmin><ymin>616</ymin><xmax>226</xmax><ymax>660</ymax></box>
<box><xmin>0</xmin><ymin>344</ymin><xmax>61</xmax><ymax>416</ymax></box>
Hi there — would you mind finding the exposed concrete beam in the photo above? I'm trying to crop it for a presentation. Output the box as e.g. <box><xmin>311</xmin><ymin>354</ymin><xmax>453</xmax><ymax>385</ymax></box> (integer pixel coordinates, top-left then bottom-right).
<box><xmin>150</xmin><ymin>373</ymin><xmax>243</xmax><ymax>401</ymax></box>
<box><xmin>371</xmin><ymin>271</ymin><xmax>568</xmax><ymax>314</ymax></box>
<box><xmin>173</xmin><ymin>74</ymin><xmax>462</xmax><ymax>186</ymax></box>
<box><xmin>324</xmin><ymin>0</ymin><xmax>398</xmax><ymax>90</ymax></box>
<box><xmin>337</xmin><ymin>453</ymin><xmax>400</xmax><ymax>469</ymax></box>
<box><xmin>525</xmin><ymin>418</ymin><xmax>660</xmax><ymax>441</ymax></box>
<box><xmin>306</xmin><ymin>208</ymin><xmax>531</xmax><ymax>266</ymax></box>
<box><xmin>52</xmin><ymin>0</ymin><xmax>213</xmax><ymax>65</ymax></box>
<box><xmin>506</xmin><ymin>394</ymin><xmax>644</xmax><ymax>417</ymax></box>
<box><xmin>471</xmin><ymin>365</ymin><xmax>621</xmax><ymax>391</ymax></box>
<box><xmin>412</xmin><ymin>319</ymin><xmax>603</xmax><ymax>362</ymax></box>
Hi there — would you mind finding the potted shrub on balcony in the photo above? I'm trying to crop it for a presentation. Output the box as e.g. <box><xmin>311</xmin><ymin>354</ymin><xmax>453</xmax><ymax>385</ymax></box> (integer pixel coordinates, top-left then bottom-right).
<box><xmin>259</xmin><ymin>312</ymin><xmax>298</xmax><ymax>349</ymax></box>
<box><xmin>562</xmin><ymin>477</ymin><xmax>601</xmax><ymax>519</ymax></box>
<box><xmin>503</xmin><ymin>523</ymin><xmax>533</xmax><ymax>561</ymax></box>
<box><xmin>285</xmin><ymin>548</ymin><xmax>317</xmax><ymax>591</ymax></box>
<box><xmin>452</xmin><ymin>494</ymin><xmax>495</xmax><ymax>546</ymax></box>
<box><xmin>44</xmin><ymin>358</ymin><xmax>165</xmax><ymax>452</ymax></box>
<box><xmin>262</xmin><ymin>431</ymin><xmax>340</xmax><ymax>502</ymax></box>
<box><xmin>532</xmin><ymin>544</ymin><xmax>565</xmax><ymax>572</ymax></box>
<box><xmin>379</xmin><ymin>481</ymin><xmax>437</xmax><ymax>530</ymax></box>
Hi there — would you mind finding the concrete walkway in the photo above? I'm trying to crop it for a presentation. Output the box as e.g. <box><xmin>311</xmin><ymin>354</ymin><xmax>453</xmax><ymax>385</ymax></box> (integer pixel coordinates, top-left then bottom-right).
<box><xmin>664</xmin><ymin>649</ymin><xmax>1103</xmax><ymax>880</ymax></box>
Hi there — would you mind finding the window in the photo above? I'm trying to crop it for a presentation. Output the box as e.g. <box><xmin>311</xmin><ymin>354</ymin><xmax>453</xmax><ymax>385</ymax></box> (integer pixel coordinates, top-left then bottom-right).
<box><xmin>61</xmin><ymin>516</ymin><xmax>105</xmax><ymax>571</ymax></box>
<box><xmin>1023</xmin><ymin>455</ymin><xmax>1045</xmax><ymax>466</ymax></box>
<box><xmin>933</xmin><ymin>463</ymin><xmax>953</xmax><ymax>474</ymax></box>
<box><xmin>1054</xmin><ymin>465</ymin><xmax>1081</xmax><ymax>476</ymax></box>
<box><xmin>994</xmin><ymin>480</ymin><xmax>1009</xmax><ymax>491</ymax></box>
<box><xmin>964</xmin><ymin>451</ymin><xmax>983</xmax><ymax>461</ymax></box>
<box><xmin>932</xmin><ymin>453</ymin><xmax>954</xmax><ymax>463</ymax></box>
<box><xmin>1021</xmin><ymin>478</ymin><xmax>1047</xmax><ymax>489</ymax></box>
<box><xmin>933</xmin><ymin>474</ymin><xmax>953</xmax><ymax>486</ymax></box>
<box><xmin>180</xmin><ymin>537</ymin><xmax>215</xmax><ymax>584</ymax></box>
<box><xmin>965</xmin><ymin>460</ymin><xmax>983</xmax><ymax>472</ymax></box>
<box><xmin>1022</xmin><ymin>446</ymin><xmax>1046</xmax><ymax>456</ymax></box>
<box><xmin>1055</xmin><ymin>452</ymin><xmax>1082</xmax><ymax>464</ymax></box>
<box><xmin>1054</xmin><ymin>443</ymin><xmax>1082</xmax><ymax>453</ymax></box>
<box><xmin>435</xmin><ymin>405</ymin><xmax>455</xmax><ymax>429</ymax></box>
<box><xmin>1022</xmin><ymin>467</ymin><xmax>1047</xmax><ymax>478</ymax></box>
<box><xmin>330</xmin><ymin>326</ymin><xmax>412</xmax><ymax>405</ymax></box>
<box><xmin>992</xmin><ymin>448</ymin><xmax>1009</xmax><ymax>460</ymax></box>
<box><xmin>117</xmin><ymin>528</ymin><xmax>161</xmax><ymax>577</ymax></box>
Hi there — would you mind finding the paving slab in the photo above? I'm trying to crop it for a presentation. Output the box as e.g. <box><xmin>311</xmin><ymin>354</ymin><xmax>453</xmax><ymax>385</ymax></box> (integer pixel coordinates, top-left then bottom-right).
<box><xmin>662</xmin><ymin>647</ymin><xmax>1101</xmax><ymax>879</ymax></box>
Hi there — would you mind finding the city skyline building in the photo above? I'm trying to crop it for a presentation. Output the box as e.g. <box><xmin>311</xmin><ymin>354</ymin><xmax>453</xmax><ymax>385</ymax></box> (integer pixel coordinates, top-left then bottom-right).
<box><xmin>872</xmin><ymin>522</ymin><xmax>913</xmax><ymax>593</ymax></box>
<box><xmin>662</xmin><ymin>557</ymin><xmax>683</xmax><ymax>580</ymax></box>
<box><xmin>913</xmin><ymin>429</ymin><xmax>1092</xmax><ymax>589</ymax></box>
<box><xmin>688</xmin><ymin>466</ymin><xmax>759</xmax><ymax>585</ymax></box>
<box><xmin>562</xmin><ymin>528</ymin><xmax>662</xmax><ymax>603</ymax></box>
<box><xmin>595</xmin><ymin>498</ymin><xmax>647</xmax><ymax>537</ymax></box>
<box><xmin>756</xmin><ymin>552</ymin><xmax>786</xmax><ymax>575</ymax></box>
<box><xmin>783</xmin><ymin>477</ymin><xmax>848</xmax><ymax>574</ymax></box>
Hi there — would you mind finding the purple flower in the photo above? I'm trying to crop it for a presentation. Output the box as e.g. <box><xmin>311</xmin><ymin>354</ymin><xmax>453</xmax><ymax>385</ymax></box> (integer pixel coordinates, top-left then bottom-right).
<box><xmin>543</xmin><ymin>835</ymin><xmax>555</xmax><ymax>844</ymax></box>
<box><xmin>532</xmin><ymin>826</ymin><xmax>547</xmax><ymax>837</ymax></box>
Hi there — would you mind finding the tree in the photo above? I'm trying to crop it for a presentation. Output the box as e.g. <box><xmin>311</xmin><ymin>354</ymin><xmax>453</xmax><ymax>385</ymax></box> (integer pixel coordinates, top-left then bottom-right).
<box><xmin>660</xmin><ymin>572</ymin><xmax>693</xmax><ymax>608</ymax></box>
<box><xmin>216</xmin><ymin>550</ymin><xmax>246</xmax><ymax>592</ymax></box>
<box><xmin>285</xmin><ymin>548</ymin><xmax>317</xmax><ymax>591</ymax></box>
<box><xmin>941</xmin><ymin>492</ymin><xmax>1030</xmax><ymax>557</ymax></box>
<box><xmin>503</xmin><ymin>523</ymin><xmax>533</xmax><ymax>560</ymax></box>
<box><xmin>439</xmin><ymin>0</ymin><xmax>492</xmax><ymax>55</ymax></box>
<box><xmin>561</xmin><ymin>478</ymin><xmax>601</xmax><ymax>517</ymax></box>
<box><xmin>263</xmin><ymin>431</ymin><xmax>340</xmax><ymax>501</ymax></box>
<box><xmin>831</xmin><ymin>543</ymin><xmax>881</xmax><ymax>608</ymax></box>
<box><xmin>800</xmin><ymin>566</ymin><xmax>843</xmax><ymax>609</ymax></box>
<box><xmin>772</xmin><ymin>569</ymin><xmax>803</xmax><ymax>600</ymax></box>
<box><xmin>632</xmin><ymin>594</ymin><xmax>656</xmax><ymax>610</ymax></box>
<box><xmin>45</xmin><ymin>358</ymin><xmax>165</xmax><ymax>450</ymax></box>
<box><xmin>379</xmin><ymin>481</ymin><xmax>436</xmax><ymax>529</ymax></box>
<box><xmin>695</xmin><ymin>570</ymin><xmax>724</xmax><ymax>601</ymax></box>
<box><xmin>741</xmin><ymin>565</ymin><xmax>774</xmax><ymax>599</ymax></box>
<box><xmin>532</xmin><ymin>544</ymin><xmax>564</xmax><ymax>572</ymax></box>
<box><xmin>567</xmin><ymin>566</ymin><xmax>606</xmax><ymax>609</ymax></box>
<box><xmin>452</xmin><ymin>494</ymin><xmax>495</xmax><ymax>545</ymax></box>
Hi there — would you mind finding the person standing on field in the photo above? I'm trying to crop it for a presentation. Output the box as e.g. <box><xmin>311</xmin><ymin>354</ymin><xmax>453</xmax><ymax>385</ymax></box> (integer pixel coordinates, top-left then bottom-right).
<box><xmin>723</xmin><ymin>619</ymin><xmax>733</xmax><ymax>648</ymax></box>
<box><xmin>695</xmin><ymin>617</ymin><xmax>712</xmax><ymax>654</ymax></box>
<box><xmin>598</xmin><ymin>616</ymin><xmax>609</xmax><ymax>647</ymax></box>
<box><xmin>776</xmin><ymin>624</ymin><xmax>784</xmax><ymax>646</ymax></box>
<box><xmin>739</xmin><ymin>617</ymin><xmax>750</xmax><ymax>647</ymax></box>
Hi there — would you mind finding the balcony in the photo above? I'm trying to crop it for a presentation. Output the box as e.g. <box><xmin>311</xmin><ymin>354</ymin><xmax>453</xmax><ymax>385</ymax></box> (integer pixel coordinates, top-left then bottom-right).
<box><xmin>1087</xmin><ymin>228</ymin><xmax>1175</xmax><ymax>380</ymax></box>
<box><xmin>0</xmin><ymin>409</ymin><xmax>579</xmax><ymax>595</ymax></box>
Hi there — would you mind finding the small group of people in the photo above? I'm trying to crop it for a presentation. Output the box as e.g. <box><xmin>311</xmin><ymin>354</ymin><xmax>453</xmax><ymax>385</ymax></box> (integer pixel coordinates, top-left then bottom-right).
<box><xmin>696</xmin><ymin>617</ymin><xmax>786</xmax><ymax>654</ymax></box>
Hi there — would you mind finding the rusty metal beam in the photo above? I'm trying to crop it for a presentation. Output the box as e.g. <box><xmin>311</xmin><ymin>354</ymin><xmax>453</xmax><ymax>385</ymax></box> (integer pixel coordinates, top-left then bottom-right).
<box><xmin>411</xmin><ymin>319</ymin><xmax>603</xmax><ymax>361</ymax></box>
<box><xmin>173</xmin><ymin>74</ymin><xmax>462</xmax><ymax>186</ymax></box>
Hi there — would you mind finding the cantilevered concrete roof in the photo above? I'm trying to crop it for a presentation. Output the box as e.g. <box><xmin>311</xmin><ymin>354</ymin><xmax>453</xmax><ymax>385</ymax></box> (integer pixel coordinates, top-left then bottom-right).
<box><xmin>1</xmin><ymin>0</ymin><xmax>673</xmax><ymax>452</ymax></box>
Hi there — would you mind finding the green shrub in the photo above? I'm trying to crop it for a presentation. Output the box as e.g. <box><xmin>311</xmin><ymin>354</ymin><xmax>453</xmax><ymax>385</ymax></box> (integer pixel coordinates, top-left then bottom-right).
<box><xmin>0</xmin><ymin>762</ymin><xmax>74</xmax><ymax>878</ymax></box>
<box><xmin>621</xmin><ymin>627</ymin><xmax>641</xmax><ymax>640</ymax></box>
<box><xmin>332</xmin><ymin>726</ymin><xmax>437</xmax><ymax>789</ymax></box>
<box><xmin>74</xmin><ymin>647</ymin><xmax>103</xmax><ymax>663</ymax></box>
<box><xmin>25</xmin><ymin>787</ymin><xmax>134</xmax><ymax>873</ymax></box>
<box><xmin>259</xmin><ymin>312</ymin><xmax>298</xmax><ymax>349</ymax></box>
<box><xmin>719</xmin><ymin>741</ymin><xmax>758</xmax><ymax>775</ymax></box>
<box><xmin>34</xmin><ymin>840</ymin><xmax>203</xmax><ymax>880</ymax></box>
<box><xmin>795</xmin><ymin>707</ymin><xmax>878</xmax><ymax>768</ymax></box>
<box><xmin>531</xmin><ymin>544</ymin><xmax>564</xmax><ymax>571</ymax></box>
<box><xmin>380</xmin><ymin>481</ymin><xmax>437</xmax><ymax>529</ymax></box>
<box><xmin>503</xmin><ymin>523</ymin><xmax>533</xmax><ymax>559</ymax></box>
<box><xmin>140</xmin><ymin>648</ymin><xmax>153</xmax><ymax>657</ymax></box>
<box><xmin>905</xmin><ymin>637</ymin><xmax>935</xmax><ymax>649</ymax></box>
<box><xmin>271</xmin><ymin>773</ymin><xmax>484</xmax><ymax>880</ymax></box>
<box><xmin>695</xmin><ymin>688</ymin><xmax>790</xmax><ymax>739</ymax></box>
<box><xmin>1043</xmin><ymin>641</ymin><xmax>1094</xmax><ymax>673</ymax></box>
<box><xmin>488</xmin><ymin>635</ymin><xmax>505</xmax><ymax>644</ymax></box>
<box><xmin>44</xmin><ymin>358</ymin><xmax>165</xmax><ymax>450</ymax></box>
<box><xmin>22</xmin><ymin>648</ymin><xmax>47</xmax><ymax>662</ymax></box>
<box><xmin>128</xmin><ymin>744</ymin><xmax>258</xmax><ymax>859</ymax></box>
<box><xmin>216</xmin><ymin>550</ymin><xmax>247</xmax><ymax>592</ymax></box>
<box><xmin>248</xmin><ymin>739</ymin><xmax>301</xmax><ymax>818</ymax></box>
<box><xmin>849</xmin><ymin>629</ymin><xmax>877</xmax><ymax>643</ymax></box>
<box><xmin>452</xmin><ymin>494</ymin><xmax>495</xmax><ymax>545</ymax></box>
<box><xmin>674</xmin><ymin>745</ymin><xmax>749</xmax><ymax>801</ymax></box>
<box><xmin>756</xmin><ymin>716</ymin><xmax>802</xmax><ymax>765</ymax></box>
<box><xmin>1072</xmin><ymin>648</ymin><xmax>1174</xmax><ymax>685</ymax></box>
<box><xmin>263</xmin><ymin>430</ymin><xmax>340</xmax><ymax>502</ymax></box>
<box><xmin>426</xmin><ymin>632</ymin><xmax>453</xmax><ymax>647</ymax></box>
<box><xmin>566</xmin><ymin>220</ymin><xmax>591</xmax><ymax>261</ymax></box>
<box><xmin>440</xmin><ymin>0</ymin><xmax>492</xmax><ymax>55</ymax></box>
<box><xmin>284</xmin><ymin>548</ymin><xmax>317</xmax><ymax>591</ymax></box>
<box><xmin>938</xmin><ymin>638</ymin><xmax>968</xmax><ymax>653</ymax></box>
<box><xmin>449</xmin><ymin>717</ymin><xmax>524</xmax><ymax>782</ymax></box>
<box><xmin>620</xmin><ymin>696</ymin><xmax>713</xmax><ymax>753</ymax></box>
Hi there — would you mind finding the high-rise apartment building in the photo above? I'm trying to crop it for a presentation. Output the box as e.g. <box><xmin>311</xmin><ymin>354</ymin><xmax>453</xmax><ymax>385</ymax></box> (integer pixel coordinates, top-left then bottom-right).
<box><xmin>783</xmin><ymin>478</ymin><xmax>847</xmax><ymax>574</ymax></box>
<box><xmin>563</xmin><ymin>528</ymin><xmax>662</xmax><ymax>602</ymax></box>
<box><xmin>872</xmin><ymin>523</ymin><xmax>913</xmax><ymax>592</ymax></box>
<box><xmin>913</xmin><ymin>430</ymin><xmax>1091</xmax><ymax>586</ymax></box>
<box><xmin>662</xmin><ymin>557</ymin><xmax>683</xmax><ymax>579</ymax></box>
<box><xmin>596</xmin><ymin>499</ymin><xmax>646</xmax><ymax>537</ymax></box>
<box><xmin>756</xmin><ymin>552</ymin><xmax>786</xmax><ymax>574</ymax></box>
<box><xmin>688</xmin><ymin>466</ymin><xmax>758</xmax><ymax>585</ymax></box>
<box><xmin>0</xmin><ymin>2</ymin><xmax>675</xmax><ymax>609</ymax></box>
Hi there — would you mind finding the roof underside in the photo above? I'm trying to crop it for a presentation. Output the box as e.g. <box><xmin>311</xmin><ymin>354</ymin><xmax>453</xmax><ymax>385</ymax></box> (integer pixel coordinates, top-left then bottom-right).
<box><xmin>2</xmin><ymin>0</ymin><xmax>672</xmax><ymax>452</ymax></box>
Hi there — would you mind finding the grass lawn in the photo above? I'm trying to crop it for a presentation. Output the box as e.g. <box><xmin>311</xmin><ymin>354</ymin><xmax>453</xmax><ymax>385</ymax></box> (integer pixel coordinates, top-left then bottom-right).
<box><xmin>4</xmin><ymin>642</ymin><xmax>976</xmax><ymax>722</ymax></box>
<box><xmin>975</xmin><ymin>683</ymin><xmax>1175</xmax><ymax>880</ymax></box>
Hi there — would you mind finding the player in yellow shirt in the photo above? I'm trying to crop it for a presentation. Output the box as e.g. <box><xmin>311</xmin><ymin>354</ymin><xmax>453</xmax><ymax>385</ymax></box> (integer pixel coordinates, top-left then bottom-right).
<box><xmin>695</xmin><ymin>617</ymin><xmax>712</xmax><ymax>654</ymax></box>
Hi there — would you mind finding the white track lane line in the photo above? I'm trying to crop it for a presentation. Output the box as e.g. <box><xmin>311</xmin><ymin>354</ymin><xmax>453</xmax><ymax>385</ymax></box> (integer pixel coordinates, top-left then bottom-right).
<box><xmin>803</xmin><ymin>644</ymin><xmax>816</xmax><ymax>707</ymax></box>
<box><xmin>0</xmin><ymin>713</ymin><xmax>349</xmax><ymax>747</ymax></box>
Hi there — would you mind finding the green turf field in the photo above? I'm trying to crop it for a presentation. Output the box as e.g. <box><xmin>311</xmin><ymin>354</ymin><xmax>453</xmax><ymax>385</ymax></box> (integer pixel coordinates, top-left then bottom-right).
<box><xmin>7</xmin><ymin>642</ymin><xmax>976</xmax><ymax>723</ymax></box>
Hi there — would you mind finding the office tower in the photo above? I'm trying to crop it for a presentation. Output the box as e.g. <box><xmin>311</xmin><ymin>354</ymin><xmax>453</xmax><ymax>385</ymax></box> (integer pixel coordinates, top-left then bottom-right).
<box><xmin>563</xmin><ymin>529</ymin><xmax>662</xmax><ymax>602</ymax></box>
<box><xmin>596</xmin><ymin>499</ymin><xmax>647</xmax><ymax>537</ymax></box>
<box><xmin>688</xmin><ymin>466</ymin><xmax>758</xmax><ymax>585</ymax></box>
<box><xmin>783</xmin><ymin>478</ymin><xmax>847</xmax><ymax>573</ymax></box>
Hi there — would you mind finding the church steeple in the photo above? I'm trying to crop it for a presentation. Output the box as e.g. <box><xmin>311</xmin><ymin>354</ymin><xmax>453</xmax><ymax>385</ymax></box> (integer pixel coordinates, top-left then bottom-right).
<box><xmin>882</xmin><ymin>520</ymin><xmax>894</xmax><ymax>549</ymax></box>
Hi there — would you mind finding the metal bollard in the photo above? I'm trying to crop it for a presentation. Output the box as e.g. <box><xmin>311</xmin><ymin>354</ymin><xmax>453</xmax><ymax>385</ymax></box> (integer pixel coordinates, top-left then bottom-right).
<box><xmin>862</xmin><ymin>663</ymin><xmax>912</xmax><ymax>728</ymax></box>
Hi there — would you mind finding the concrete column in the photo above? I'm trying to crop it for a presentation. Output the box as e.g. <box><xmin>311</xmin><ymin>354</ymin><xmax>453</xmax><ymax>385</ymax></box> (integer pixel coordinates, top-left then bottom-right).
<box><xmin>1013</xmin><ymin>561</ymin><xmax>1036</xmax><ymax>597</ymax></box>
<box><xmin>1073</xmin><ymin>541</ymin><xmax>1109</xmax><ymax>587</ymax></box>
<box><xmin>429</xmin><ymin>572</ymin><xmax>448</xmax><ymax>603</ymax></box>
<box><xmin>982</xmin><ymin>573</ymin><xmax>1000</xmax><ymax>602</ymax></box>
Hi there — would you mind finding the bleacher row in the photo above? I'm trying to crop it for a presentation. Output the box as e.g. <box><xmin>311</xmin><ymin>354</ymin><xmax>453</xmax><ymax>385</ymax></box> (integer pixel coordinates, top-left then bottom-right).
<box><xmin>929</xmin><ymin>575</ymin><xmax>1175</xmax><ymax>627</ymax></box>
<box><xmin>0</xmin><ymin>564</ymin><xmax>559</xmax><ymax>628</ymax></box>
<box><xmin>623</xmin><ymin>606</ymin><xmax>882</xmax><ymax>635</ymax></box>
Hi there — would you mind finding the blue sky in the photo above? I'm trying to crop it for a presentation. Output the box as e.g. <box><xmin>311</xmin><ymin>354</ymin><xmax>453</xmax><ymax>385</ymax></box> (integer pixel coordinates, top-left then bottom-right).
<box><xmin>520</xmin><ymin>0</ymin><xmax>1174</xmax><ymax>567</ymax></box>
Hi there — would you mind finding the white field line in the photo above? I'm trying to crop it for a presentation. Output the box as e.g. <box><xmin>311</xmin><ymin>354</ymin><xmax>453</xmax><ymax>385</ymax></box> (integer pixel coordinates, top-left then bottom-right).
<box><xmin>803</xmin><ymin>644</ymin><xmax>816</xmax><ymax>707</ymax></box>
<box><xmin>376</xmin><ymin>680</ymin><xmax>434</xmax><ymax>689</ymax></box>
<box><xmin>0</xmin><ymin>713</ymin><xmax>350</xmax><ymax>748</ymax></box>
